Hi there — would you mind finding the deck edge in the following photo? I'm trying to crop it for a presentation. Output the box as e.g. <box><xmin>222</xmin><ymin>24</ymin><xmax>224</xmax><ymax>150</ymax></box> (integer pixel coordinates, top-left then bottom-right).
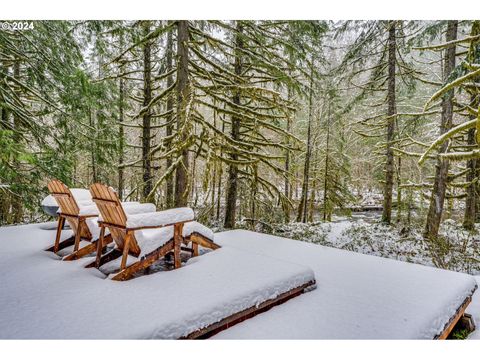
<box><xmin>435</xmin><ymin>284</ymin><xmax>477</xmax><ymax>339</ymax></box>
<box><xmin>181</xmin><ymin>279</ymin><xmax>316</xmax><ymax>339</ymax></box>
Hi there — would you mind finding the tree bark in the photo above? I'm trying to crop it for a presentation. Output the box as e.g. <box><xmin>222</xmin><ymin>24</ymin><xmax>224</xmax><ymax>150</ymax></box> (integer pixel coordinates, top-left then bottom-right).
<box><xmin>424</xmin><ymin>20</ymin><xmax>458</xmax><ymax>240</ymax></box>
<box><xmin>165</xmin><ymin>21</ymin><xmax>175</xmax><ymax>208</ymax></box>
<box><xmin>382</xmin><ymin>20</ymin><xmax>397</xmax><ymax>224</ymax></box>
<box><xmin>0</xmin><ymin>62</ymin><xmax>10</xmax><ymax>224</ymax></box>
<box><xmin>464</xmin><ymin>21</ymin><xmax>480</xmax><ymax>229</ymax></box>
<box><xmin>142</xmin><ymin>21</ymin><xmax>153</xmax><ymax>201</ymax></box>
<box><xmin>296</xmin><ymin>59</ymin><xmax>314</xmax><ymax>223</ymax></box>
<box><xmin>117</xmin><ymin>35</ymin><xmax>125</xmax><ymax>200</ymax></box>
<box><xmin>224</xmin><ymin>21</ymin><xmax>244</xmax><ymax>229</ymax></box>
<box><xmin>464</xmin><ymin>127</ymin><xmax>477</xmax><ymax>229</ymax></box>
<box><xmin>12</xmin><ymin>59</ymin><xmax>23</xmax><ymax>223</ymax></box>
<box><xmin>174</xmin><ymin>20</ymin><xmax>190</xmax><ymax>207</ymax></box>
<box><xmin>216</xmin><ymin>120</ymin><xmax>225</xmax><ymax>221</ymax></box>
<box><xmin>284</xmin><ymin>88</ymin><xmax>292</xmax><ymax>222</ymax></box>
<box><xmin>323</xmin><ymin>103</ymin><xmax>331</xmax><ymax>221</ymax></box>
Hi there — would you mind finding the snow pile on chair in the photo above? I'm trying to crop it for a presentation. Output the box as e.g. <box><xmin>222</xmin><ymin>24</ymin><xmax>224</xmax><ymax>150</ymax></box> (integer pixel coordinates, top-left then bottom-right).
<box><xmin>125</xmin><ymin>207</ymin><xmax>194</xmax><ymax>228</ymax></box>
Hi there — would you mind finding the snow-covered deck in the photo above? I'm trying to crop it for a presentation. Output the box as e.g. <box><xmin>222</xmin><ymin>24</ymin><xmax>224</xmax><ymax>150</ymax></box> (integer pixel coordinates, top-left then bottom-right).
<box><xmin>0</xmin><ymin>223</ymin><xmax>314</xmax><ymax>339</ymax></box>
<box><xmin>213</xmin><ymin>230</ymin><xmax>477</xmax><ymax>339</ymax></box>
<box><xmin>0</xmin><ymin>224</ymin><xmax>476</xmax><ymax>339</ymax></box>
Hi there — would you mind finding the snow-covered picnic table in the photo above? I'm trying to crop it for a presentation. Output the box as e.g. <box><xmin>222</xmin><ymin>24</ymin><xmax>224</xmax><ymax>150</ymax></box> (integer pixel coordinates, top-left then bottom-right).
<box><xmin>0</xmin><ymin>224</ymin><xmax>476</xmax><ymax>339</ymax></box>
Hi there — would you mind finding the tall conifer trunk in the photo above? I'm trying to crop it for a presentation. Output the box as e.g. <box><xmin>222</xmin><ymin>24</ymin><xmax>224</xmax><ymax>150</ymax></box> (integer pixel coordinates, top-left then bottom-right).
<box><xmin>382</xmin><ymin>20</ymin><xmax>397</xmax><ymax>224</ymax></box>
<box><xmin>296</xmin><ymin>59</ymin><xmax>314</xmax><ymax>223</ymax></box>
<box><xmin>424</xmin><ymin>20</ymin><xmax>458</xmax><ymax>240</ymax></box>
<box><xmin>141</xmin><ymin>21</ymin><xmax>153</xmax><ymax>200</ymax></box>
<box><xmin>463</xmin><ymin>21</ymin><xmax>480</xmax><ymax>229</ymax></box>
<box><xmin>12</xmin><ymin>59</ymin><xmax>23</xmax><ymax>223</ymax></box>
<box><xmin>165</xmin><ymin>21</ymin><xmax>175</xmax><ymax>208</ymax></box>
<box><xmin>323</xmin><ymin>103</ymin><xmax>332</xmax><ymax>221</ymax></box>
<box><xmin>174</xmin><ymin>20</ymin><xmax>190</xmax><ymax>207</ymax></box>
<box><xmin>117</xmin><ymin>35</ymin><xmax>125</xmax><ymax>200</ymax></box>
<box><xmin>224</xmin><ymin>21</ymin><xmax>244</xmax><ymax>229</ymax></box>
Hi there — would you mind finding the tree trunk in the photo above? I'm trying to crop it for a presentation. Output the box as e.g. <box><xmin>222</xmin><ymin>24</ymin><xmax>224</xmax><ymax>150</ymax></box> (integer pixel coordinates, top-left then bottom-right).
<box><xmin>323</xmin><ymin>103</ymin><xmax>331</xmax><ymax>221</ymax></box>
<box><xmin>396</xmin><ymin>157</ymin><xmax>402</xmax><ymax>223</ymax></box>
<box><xmin>476</xmin><ymin>159</ymin><xmax>480</xmax><ymax>223</ymax></box>
<box><xmin>464</xmin><ymin>127</ymin><xmax>477</xmax><ymax>229</ymax></box>
<box><xmin>174</xmin><ymin>20</ymin><xmax>190</xmax><ymax>207</ymax></box>
<box><xmin>216</xmin><ymin>120</ymin><xmax>225</xmax><ymax>221</ymax></box>
<box><xmin>464</xmin><ymin>21</ymin><xmax>480</xmax><ymax>229</ymax></box>
<box><xmin>165</xmin><ymin>22</ymin><xmax>175</xmax><ymax>208</ymax></box>
<box><xmin>296</xmin><ymin>59</ymin><xmax>314</xmax><ymax>223</ymax></box>
<box><xmin>424</xmin><ymin>20</ymin><xmax>458</xmax><ymax>241</ymax></box>
<box><xmin>284</xmin><ymin>88</ymin><xmax>292</xmax><ymax>222</ymax></box>
<box><xmin>89</xmin><ymin>109</ymin><xmax>97</xmax><ymax>183</ymax></box>
<box><xmin>12</xmin><ymin>59</ymin><xmax>23</xmax><ymax>223</ymax></box>
<box><xmin>142</xmin><ymin>21</ymin><xmax>153</xmax><ymax>201</ymax></box>
<box><xmin>117</xmin><ymin>37</ymin><xmax>125</xmax><ymax>200</ymax></box>
<box><xmin>382</xmin><ymin>20</ymin><xmax>397</xmax><ymax>224</ymax></box>
<box><xmin>0</xmin><ymin>61</ymin><xmax>10</xmax><ymax>224</ymax></box>
<box><xmin>224</xmin><ymin>21</ymin><xmax>244</xmax><ymax>229</ymax></box>
<box><xmin>210</xmin><ymin>104</ymin><xmax>217</xmax><ymax>220</ymax></box>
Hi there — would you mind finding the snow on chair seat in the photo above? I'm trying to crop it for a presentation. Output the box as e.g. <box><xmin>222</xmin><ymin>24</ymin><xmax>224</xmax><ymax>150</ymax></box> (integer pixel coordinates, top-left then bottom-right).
<box><xmin>46</xmin><ymin>179</ymin><xmax>157</xmax><ymax>262</ymax></box>
<box><xmin>88</xmin><ymin>183</ymin><xmax>219</xmax><ymax>281</ymax></box>
<box><xmin>46</xmin><ymin>179</ymin><xmax>114</xmax><ymax>260</ymax></box>
<box><xmin>125</xmin><ymin>207</ymin><xmax>194</xmax><ymax>229</ymax></box>
<box><xmin>78</xmin><ymin>201</ymin><xmax>148</xmax><ymax>216</ymax></box>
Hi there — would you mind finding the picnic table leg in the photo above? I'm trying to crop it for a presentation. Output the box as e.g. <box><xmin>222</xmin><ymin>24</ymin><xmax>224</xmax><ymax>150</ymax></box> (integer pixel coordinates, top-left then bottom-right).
<box><xmin>173</xmin><ymin>223</ymin><xmax>183</xmax><ymax>269</ymax></box>
<box><xmin>54</xmin><ymin>216</ymin><xmax>65</xmax><ymax>253</ymax></box>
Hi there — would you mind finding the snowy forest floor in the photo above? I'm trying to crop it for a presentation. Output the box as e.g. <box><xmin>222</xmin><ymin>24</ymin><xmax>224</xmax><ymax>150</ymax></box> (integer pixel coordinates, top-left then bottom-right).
<box><xmin>224</xmin><ymin>211</ymin><xmax>480</xmax><ymax>276</ymax></box>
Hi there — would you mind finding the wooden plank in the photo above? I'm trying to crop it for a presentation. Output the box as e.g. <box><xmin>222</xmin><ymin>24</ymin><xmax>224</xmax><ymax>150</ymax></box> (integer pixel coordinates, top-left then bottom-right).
<box><xmin>85</xmin><ymin>248</ymin><xmax>122</xmax><ymax>268</ymax></box>
<box><xmin>190</xmin><ymin>233</ymin><xmax>220</xmax><ymax>250</ymax></box>
<box><xmin>120</xmin><ymin>231</ymin><xmax>132</xmax><ymax>270</ymax></box>
<box><xmin>95</xmin><ymin>226</ymin><xmax>106</xmax><ymax>268</ymax></box>
<box><xmin>173</xmin><ymin>223</ymin><xmax>183</xmax><ymax>269</ymax></box>
<box><xmin>435</xmin><ymin>295</ymin><xmax>474</xmax><ymax>339</ymax></box>
<box><xmin>91</xmin><ymin>198</ymin><xmax>117</xmax><ymax>205</ymax></box>
<box><xmin>53</xmin><ymin>216</ymin><xmax>65</xmax><ymax>253</ymax></box>
<box><xmin>62</xmin><ymin>234</ymin><xmax>113</xmax><ymax>261</ymax></box>
<box><xmin>73</xmin><ymin>218</ymin><xmax>83</xmax><ymax>252</ymax></box>
<box><xmin>182</xmin><ymin>280</ymin><xmax>316</xmax><ymax>339</ymax></box>
<box><xmin>45</xmin><ymin>235</ymin><xmax>75</xmax><ymax>252</ymax></box>
<box><xmin>111</xmin><ymin>240</ymin><xmax>175</xmax><ymax>281</ymax></box>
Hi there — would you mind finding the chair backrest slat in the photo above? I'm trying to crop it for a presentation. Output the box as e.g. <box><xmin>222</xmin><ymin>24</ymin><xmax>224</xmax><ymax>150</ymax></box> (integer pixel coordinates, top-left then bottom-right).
<box><xmin>89</xmin><ymin>183</ymin><xmax>141</xmax><ymax>256</ymax></box>
<box><xmin>47</xmin><ymin>179</ymin><xmax>92</xmax><ymax>239</ymax></box>
<box><xmin>47</xmin><ymin>179</ymin><xmax>80</xmax><ymax>217</ymax></box>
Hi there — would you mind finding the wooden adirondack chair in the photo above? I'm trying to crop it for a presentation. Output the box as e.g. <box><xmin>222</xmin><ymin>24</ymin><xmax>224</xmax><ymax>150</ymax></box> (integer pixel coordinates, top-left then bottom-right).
<box><xmin>46</xmin><ymin>179</ymin><xmax>113</xmax><ymax>261</ymax></box>
<box><xmin>87</xmin><ymin>183</ymin><xmax>219</xmax><ymax>281</ymax></box>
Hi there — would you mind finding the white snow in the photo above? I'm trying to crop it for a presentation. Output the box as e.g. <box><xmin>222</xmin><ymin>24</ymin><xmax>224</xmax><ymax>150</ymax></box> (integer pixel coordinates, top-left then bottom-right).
<box><xmin>107</xmin><ymin>221</ymin><xmax>215</xmax><ymax>260</ymax></box>
<box><xmin>212</xmin><ymin>230</ymin><xmax>477</xmax><ymax>339</ymax></box>
<box><xmin>81</xmin><ymin>203</ymin><xmax>157</xmax><ymax>239</ymax></box>
<box><xmin>41</xmin><ymin>188</ymin><xmax>91</xmax><ymax>207</ymax></box>
<box><xmin>126</xmin><ymin>207</ymin><xmax>194</xmax><ymax>228</ymax></box>
<box><xmin>0</xmin><ymin>223</ymin><xmax>313</xmax><ymax>339</ymax></box>
<box><xmin>0</xmin><ymin>224</ymin><xmax>476</xmax><ymax>339</ymax></box>
<box><xmin>79</xmin><ymin>201</ymin><xmax>153</xmax><ymax>216</ymax></box>
<box><xmin>467</xmin><ymin>276</ymin><xmax>480</xmax><ymax>339</ymax></box>
<box><xmin>183</xmin><ymin>221</ymin><xmax>215</xmax><ymax>240</ymax></box>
